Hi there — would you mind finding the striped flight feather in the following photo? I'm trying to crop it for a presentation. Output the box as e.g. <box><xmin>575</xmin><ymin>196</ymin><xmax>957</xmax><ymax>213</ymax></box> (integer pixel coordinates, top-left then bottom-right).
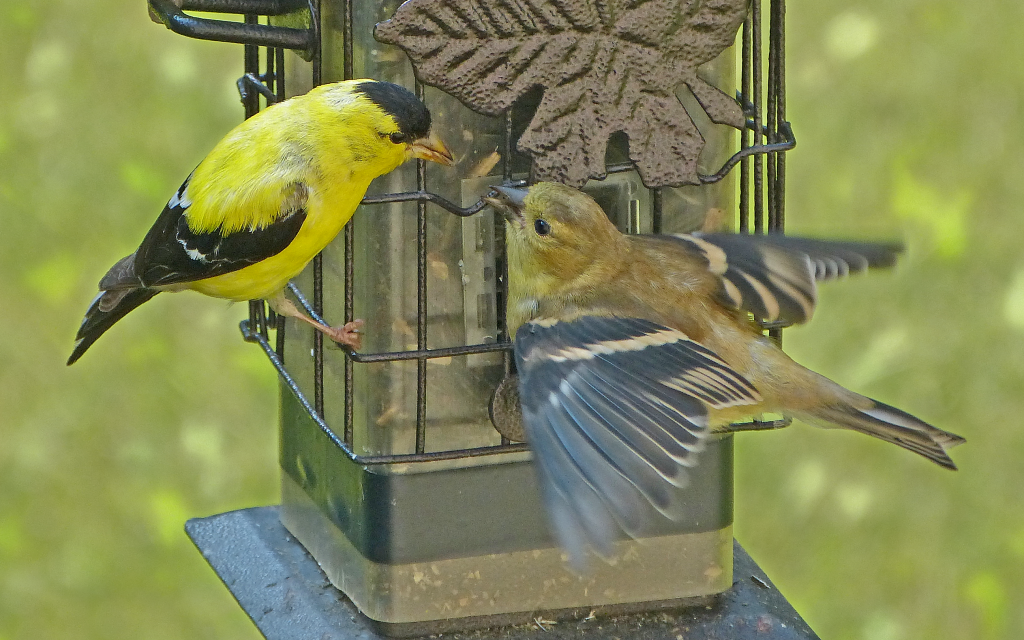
<box><xmin>765</xmin><ymin>271</ymin><xmax>815</xmax><ymax>321</ymax></box>
<box><xmin>668</xmin><ymin>232</ymin><xmax>902</xmax><ymax>326</ymax></box>
<box><xmin>526</xmin><ymin>409</ymin><xmax>620</xmax><ymax>556</ymax></box>
<box><xmin>558</xmin><ymin>379</ymin><xmax>691</xmax><ymax>488</ymax></box>
<box><xmin>542</xmin><ymin>328</ymin><xmax>684</xmax><ymax>362</ymax></box>
<box><xmin>732</xmin><ymin>268</ymin><xmax>782</xmax><ymax>321</ymax></box>
<box><xmin>514</xmin><ymin>315</ymin><xmax>767</xmax><ymax>558</ymax></box>
<box><xmin>674</xmin><ymin>369</ymin><xmax>739</xmax><ymax>400</ymax></box>
<box><xmin>574</xmin><ymin>369</ymin><xmax>704</xmax><ymax>459</ymax></box>
<box><xmin>543</xmin><ymin>398</ymin><xmax>679</xmax><ymax>523</ymax></box>
<box><xmin>668</xmin><ymin>374</ymin><xmax>756</xmax><ymax>409</ymax></box>
<box><xmin>721</xmin><ymin>278</ymin><xmax>744</xmax><ymax>308</ymax></box>
<box><xmin>584</xmin><ymin>358</ymin><xmax>710</xmax><ymax>447</ymax></box>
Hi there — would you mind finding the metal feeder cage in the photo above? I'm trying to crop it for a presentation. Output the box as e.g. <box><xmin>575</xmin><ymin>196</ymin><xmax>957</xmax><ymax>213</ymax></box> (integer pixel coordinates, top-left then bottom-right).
<box><xmin>148</xmin><ymin>0</ymin><xmax>800</xmax><ymax>636</ymax></box>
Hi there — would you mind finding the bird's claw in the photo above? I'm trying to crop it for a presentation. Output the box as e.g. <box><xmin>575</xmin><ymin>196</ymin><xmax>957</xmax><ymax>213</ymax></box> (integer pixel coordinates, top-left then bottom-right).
<box><xmin>324</xmin><ymin>319</ymin><xmax>364</xmax><ymax>350</ymax></box>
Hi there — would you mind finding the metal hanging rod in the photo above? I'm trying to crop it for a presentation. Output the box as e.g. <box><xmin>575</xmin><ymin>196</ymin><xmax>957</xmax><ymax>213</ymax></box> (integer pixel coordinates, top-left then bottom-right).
<box><xmin>148</xmin><ymin>0</ymin><xmax>315</xmax><ymax>53</ymax></box>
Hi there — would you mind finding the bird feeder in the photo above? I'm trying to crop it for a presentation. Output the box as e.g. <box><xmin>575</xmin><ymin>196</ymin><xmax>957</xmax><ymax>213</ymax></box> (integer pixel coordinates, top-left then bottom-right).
<box><xmin>148</xmin><ymin>0</ymin><xmax>796</xmax><ymax>635</ymax></box>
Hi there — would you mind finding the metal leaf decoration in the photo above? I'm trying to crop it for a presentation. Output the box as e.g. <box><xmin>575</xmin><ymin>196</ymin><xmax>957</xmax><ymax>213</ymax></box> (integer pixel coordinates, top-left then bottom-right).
<box><xmin>376</xmin><ymin>0</ymin><xmax>749</xmax><ymax>188</ymax></box>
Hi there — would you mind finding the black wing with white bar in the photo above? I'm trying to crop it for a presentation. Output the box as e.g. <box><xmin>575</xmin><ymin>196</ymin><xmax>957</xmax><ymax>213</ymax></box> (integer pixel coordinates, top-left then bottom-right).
<box><xmin>132</xmin><ymin>176</ymin><xmax>310</xmax><ymax>288</ymax></box>
<box><xmin>668</xmin><ymin>233</ymin><xmax>903</xmax><ymax>325</ymax></box>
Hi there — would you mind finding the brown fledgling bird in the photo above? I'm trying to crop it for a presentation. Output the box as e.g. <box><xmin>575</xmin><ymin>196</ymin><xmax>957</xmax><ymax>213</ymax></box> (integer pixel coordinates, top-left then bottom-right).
<box><xmin>486</xmin><ymin>182</ymin><xmax>964</xmax><ymax>566</ymax></box>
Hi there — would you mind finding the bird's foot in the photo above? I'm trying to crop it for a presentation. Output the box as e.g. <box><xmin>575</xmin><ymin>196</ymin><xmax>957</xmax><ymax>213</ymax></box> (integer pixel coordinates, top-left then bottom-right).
<box><xmin>320</xmin><ymin>319</ymin><xmax>364</xmax><ymax>350</ymax></box>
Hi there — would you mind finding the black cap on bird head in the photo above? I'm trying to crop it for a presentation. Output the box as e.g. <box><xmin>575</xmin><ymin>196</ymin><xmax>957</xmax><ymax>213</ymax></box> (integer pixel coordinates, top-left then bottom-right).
<box><xmin>355</xmin><ymin>80</ymin><xmax>432</xmax><ymax>141</ymax></box>
<box><xmin>355</xmin><ymin>81</ymin><xmax>454</xmax><ymax>166</ymax></box>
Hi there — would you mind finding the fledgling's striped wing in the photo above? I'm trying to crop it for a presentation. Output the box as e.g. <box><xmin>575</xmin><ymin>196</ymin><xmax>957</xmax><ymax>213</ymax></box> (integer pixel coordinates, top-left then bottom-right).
<box><xmin>668</xmin><ymin>233</ymin><xmax>903</xmax><ymax>325</ymax></box>
<box><xmin>514</xmin><ymin>315</ymin><xmax>761</xmax><ymax>567</ymax></box>
<box><xmin>750</xmin><ymin>235</ymin><xmax>903</xmax><ymax>281</ymax></box>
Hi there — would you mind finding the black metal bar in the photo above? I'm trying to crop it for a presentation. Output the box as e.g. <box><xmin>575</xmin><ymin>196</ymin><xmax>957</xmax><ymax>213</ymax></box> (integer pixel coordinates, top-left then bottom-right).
<box><xmin>415</xmin><ymin>81</ymin><xmax>429</xmax><ymax>455</ymax></box>
<box><xmin>258</xmin><ymin>41</ymin><xmax>276</xmax><ymax>347</ymax></box>
<box><xmin>149</xmin><ymin>0</ymin><xmax>313</xmax><ymax>50</ymax></box>
<box><xmin>270</xmin><ymin>40</ymin><xmax>287</xmax><ymax>360</ymax></box>
<box><xmin>343</xmin><ymin>221</ymin><xmax>354</xmax><ymax>446</ymax></box>
<box><xmin>771</xmin><ymin>0</ymin><xmax>787</xmax><ymax>235</ymax></box>
<box><xmin>739</xmin><ymin>15</ymin><xmax>752</xmax><ymax>234</ymax></box>
<box><xmin>311</xmin><ymin>259</ymin><xmax>324</xmax><ymax>426</ymax></box>
<box><xmin>751</xmin><ymin>0</ymin><xmax>764</xmax><ymax>235</ymax></box>
<box><xmin>242</xmin><ymin>17</ymin><xmax>262</xmax><ymax>343</ymax></box>
<box><xmin>311</xmin><ymin>0</ymin><xmax>321</xmax><ymax>85</ymax></box>
<box><xmin>360</xmin><ymin>191</ymin><xmax>493</xmax><ymax>217</ymax></box>
<box><xmin>767</xmin><ymin>0</ymin><xmax>786</xmax><ymax>345</ymax></box>
<box><xmin>498</xmin><ymin>111</ymin><xmax>514</xmax><ymax>446</ymax></box>
<box><xmin>351</xmin><ymin>341</ymin><xmax>514</xmax><ymax>363</ymax></box>
<box><xmin>651</xmin><ymin>187</ymin><xmax>663</xmax><ymax>234</ymax></box>
<box><xmin>275</xmin><ymin>314</ymin><xmax>286</xmax><ymax>361</ymax></box>
<box><xmin>503</xmin><ymin>112</ymin><xmax>514</xmax><ymax>184</ymax></box>
<box><xmin>248</xmin><ymin>300</ymin><xmax>262</xmax><ymax>341</ymax></box>
<box><xmin>241</xmin><ymin>320</ymin><xmax>529</xmax><ymax>465</ymax></box>
<box><xmin>307</xmin><ymin>0</ymin><xmax>323</xmax><ymax>420</ymax></box>
<box><xmin>242</xmin><ymin>24</ymin><xmax>259</xmax><ymax>114</ymax></box>
<box><xmin>258</xmin><ymin>302</ymin><xmax>270</xmax><ymax>340</ymax></box>
<box><xmin>264</xmin><ymin>43</ymin><xmax>275</xmax><ymax>97</ymax></box>
<box><xmin>766</xmin><ymin>2</ymin><xmax>777</xmax><ymax>236</ymax></box>
<box><xmin>181</xmin><ymin>0</ymin><xmax>305</xmax><ymax>13</ymax></box>
<box><xmin>716</xmin><ymin>417</ymin><xmax>792</xmax><ymax>435</ymax></box>
<box><xmin>342</xmin><ymin>0</ymin><xmax>353</xmax><ymax>80</ymax></box>
<box><xmin>757</xmin><ymin>318</ymin><xmax>794</xmax><ymax>331</ymax></box>
<box><xmin>341</xmin><ymin>0</ymin><xmax>354</xmax><ymax>446</ymax></box>
<box><xmin>237</xmin><ymin>71</ymin><xmax>279</xmax><ymax>105</ymax></box>
<box><xmin>499</xmin><ymin>111</ymin><xmax>513</xmax><ymax>347</ymax></box>
<box><xmin>274</xmin><ymin>47</ymin><xmax>286</xmax><ymax>101</ymax></box>
<box><xmin>700</xmin><ymin>122</ymin><xmax>795</xmax><ymax>185</ymax></box>
<box><xmin>600</xmin><ymin>123</ymin><xmax>796</xmax><ymax>187</ymax></box>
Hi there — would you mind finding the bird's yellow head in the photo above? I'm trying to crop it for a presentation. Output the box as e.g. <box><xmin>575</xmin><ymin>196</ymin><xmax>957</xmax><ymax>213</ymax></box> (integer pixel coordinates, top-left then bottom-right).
<box><xmin>314</xmin><ymin>80</ymin><xmax>453</xmax><ymax>177</ymax></box>
<box><xmin>486</xmin><ymin>182</ymin><xmax>622</xmax><ymax>293</ymax></box>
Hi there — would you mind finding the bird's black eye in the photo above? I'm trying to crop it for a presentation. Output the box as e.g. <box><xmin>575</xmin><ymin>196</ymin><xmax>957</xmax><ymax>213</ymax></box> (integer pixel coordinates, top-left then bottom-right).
<box><xmin>389</xmin><ymin>132</ymin><xmax>407</xmax><ymax>144</ymax></box>
<box><xmin>534</xmin><ymin>219</ymin><xmax>551</xmax><ymax>236</ymax></box>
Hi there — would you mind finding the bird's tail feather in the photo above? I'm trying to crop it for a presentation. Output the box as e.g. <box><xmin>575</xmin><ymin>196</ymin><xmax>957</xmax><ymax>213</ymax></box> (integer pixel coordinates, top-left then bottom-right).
<box><xmin>797</xmin><ymin>398</ymin><xmax>965</xmax><ymax>470</ymax></box>
<box><xmin>67</xmin><ymin>288</ymin><xmax>158</xmax><ymax>365</ymax></box>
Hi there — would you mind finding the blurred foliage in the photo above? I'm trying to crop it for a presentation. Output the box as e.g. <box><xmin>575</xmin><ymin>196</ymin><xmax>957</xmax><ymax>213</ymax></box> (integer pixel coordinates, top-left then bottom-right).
<box><xmin>734</xmin><ymin>2</ymin><xmax>1024</xmax><ymax>640</ymax></box>
<box><xmin>0</xmin><ymin>1</ymin><xmax>275</xmax><ymax>638</ymax></box>
<box><xmin>0</xmin><ymin>0</ymin><xmax>1022</xmax><ymax>639</ymax></box>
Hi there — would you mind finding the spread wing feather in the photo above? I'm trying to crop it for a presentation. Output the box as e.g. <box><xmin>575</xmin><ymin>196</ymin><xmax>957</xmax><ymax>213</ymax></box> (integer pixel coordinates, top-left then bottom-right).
<box><xmin>514</xmin><ymin>315</ymin><xmax>761</xmax><ymax>567</ymax></box>
<box><xmin>665</xmin><ymin>233</ymin><xmax>903</xmax><ymax>325</ymax></box>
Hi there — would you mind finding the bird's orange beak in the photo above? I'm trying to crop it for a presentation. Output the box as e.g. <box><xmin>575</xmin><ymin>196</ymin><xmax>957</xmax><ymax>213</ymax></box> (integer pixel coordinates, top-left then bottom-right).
<box><xmin>408</xmin><ymin>132</ymin><xmax>454</xmax><ymax>166</ymax></box>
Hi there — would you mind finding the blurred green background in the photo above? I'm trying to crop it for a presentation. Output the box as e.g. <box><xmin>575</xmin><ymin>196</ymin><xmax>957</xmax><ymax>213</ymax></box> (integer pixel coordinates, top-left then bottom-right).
<box><xmin>1</xmin><ymin>0</ymin><xmax>1022</xmax><ymax>638</ymax></box>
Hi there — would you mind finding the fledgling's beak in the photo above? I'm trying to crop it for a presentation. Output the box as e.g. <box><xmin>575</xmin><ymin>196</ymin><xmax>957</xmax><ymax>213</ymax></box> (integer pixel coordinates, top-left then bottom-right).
<box><xmin>484</xmin><ymin>186</ymin><xmax>529</xmax><ymax>227</ymax></box>
<box><xmin>408</xmin><ymin>131</ymin><xmax>454</xmax><ymax>166</ymax></box>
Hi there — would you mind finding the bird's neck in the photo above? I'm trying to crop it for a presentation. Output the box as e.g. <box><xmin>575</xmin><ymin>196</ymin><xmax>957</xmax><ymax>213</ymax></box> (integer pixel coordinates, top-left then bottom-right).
<box><xmin>506</xmin><ymin>237</ymin><xmax>629</xmax><ymax>336</ymax></box>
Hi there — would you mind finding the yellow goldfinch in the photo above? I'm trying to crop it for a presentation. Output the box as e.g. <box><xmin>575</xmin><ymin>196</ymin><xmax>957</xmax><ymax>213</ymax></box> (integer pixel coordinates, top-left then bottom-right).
<box><xmin>486</xmin><ymin>182</ymin><xmax>964</xmax><ymax>564</ymax></box>
<box><xmin>68</xmin><ymin>80</ymin><xmax>453</xmax><ymax>365</ymax></box>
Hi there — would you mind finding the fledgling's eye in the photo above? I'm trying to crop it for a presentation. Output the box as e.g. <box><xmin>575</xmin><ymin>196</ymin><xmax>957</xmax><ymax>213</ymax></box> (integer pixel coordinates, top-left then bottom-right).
<box><xmin>389</xmin><ymin>132</ymin><xmax>407</xmax><ymax>145</ymax></box>
<box><xmin>534</xmin><ymin>219</ymin><xmax>551</xmax><ymax>236</ymax></box>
